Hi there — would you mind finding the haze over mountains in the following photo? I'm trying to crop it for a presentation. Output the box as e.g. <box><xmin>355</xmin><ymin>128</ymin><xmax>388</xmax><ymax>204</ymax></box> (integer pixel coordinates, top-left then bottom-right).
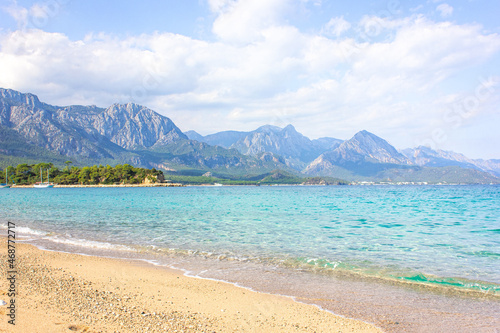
<box><xmin>1</xmin><ymin>88</ymin><xmax>499</xmax><ymax>183</ymax></box>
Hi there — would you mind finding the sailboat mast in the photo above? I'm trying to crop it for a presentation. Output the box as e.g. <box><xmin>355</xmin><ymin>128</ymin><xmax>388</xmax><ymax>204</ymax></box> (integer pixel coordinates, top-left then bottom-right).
<box><xmin>40</xmin><ymin>167</ymin><xmax>43</xmax><ymax>183</ymax></box>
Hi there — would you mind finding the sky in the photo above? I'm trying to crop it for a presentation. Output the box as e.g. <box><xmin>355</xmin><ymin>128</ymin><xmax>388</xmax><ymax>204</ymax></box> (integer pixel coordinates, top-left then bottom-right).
<box><xmin>0</xmin><ymin>0</ymin><xmax>499</xmax><ymax>159</ymax></box>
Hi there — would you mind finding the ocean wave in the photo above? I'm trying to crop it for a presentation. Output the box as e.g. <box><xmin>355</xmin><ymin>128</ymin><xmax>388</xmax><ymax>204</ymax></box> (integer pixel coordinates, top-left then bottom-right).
<box><xmin>0</xmin><ymin>224</ymin><xmax>50</xmax><ymax>236</ymax></box>
<box><xmin>266</xmin><ymin>256</ymin><xmax>500</xmax><ymax>296</ymax></box>
<box><xmin>44</xmin><ymin>236</ymin><xmax>136</xmax><ymax>252</ymax></box>
<box><xmin>396</xmin><ymin>273</ymin><xmax>500</xmax><ymax>294</ymax></box>
<box><xmin>127</xmin><ymin>245</ymin><xmax>500</xmax><ymax>296</ymax></box>
<box><xmin>17</xmin><ymin>226</ymin><xmax>51</xmax><ymax>236</ymax></box>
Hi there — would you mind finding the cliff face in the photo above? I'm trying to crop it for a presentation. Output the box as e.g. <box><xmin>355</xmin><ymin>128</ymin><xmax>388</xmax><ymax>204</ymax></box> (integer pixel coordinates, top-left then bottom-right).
<box><xmin>0</xmin><ymin>89</ymin><xmax>187</xmax><ymax>159</ymax></box>
<box><xmin>1</xmin><ymin>89</ymin><xmax>109</xmax><ymax>158</ymax></box>
<box><xmin>92</xmin><ymin>103</ymin><xmax>187</xmax><ymax>149</ymax></box>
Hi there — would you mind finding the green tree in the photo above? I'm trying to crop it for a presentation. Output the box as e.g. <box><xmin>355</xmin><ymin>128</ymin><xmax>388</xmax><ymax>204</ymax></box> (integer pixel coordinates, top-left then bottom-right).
<box><xmin>78</xmin><ymin>167</ymin><xmax>91</xmax><ymax>184</ymax></box>
<box><xmin>64</xmin><ymin>160</ymin><xmax>72</xmax><ymax>172</ymax></box>
<box><xmin>14</xmin><ymin>164</ymin><xmax>33</xmax><ymax>184</ymax></box>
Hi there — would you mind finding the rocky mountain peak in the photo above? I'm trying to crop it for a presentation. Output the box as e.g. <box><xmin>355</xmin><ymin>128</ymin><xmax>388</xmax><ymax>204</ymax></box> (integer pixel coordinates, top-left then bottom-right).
<box><xmin>1</xmin><ymin>88</ymin><xmax>45</xmax><ymax>109</ymax></box>
<box><xmin>0</xmin><ymin>88</ymin><xmax>188</xmax><ymax>156</ymax></box>
<box><xmin>282</xmin><ymin>124</ymin><xmax>301</xmax><ymax>137</ymax></box>
<box><xmin>184</xmin><ymin>130</ymin><xmax>205</xmax><ymax>142</ymax></box>
<box><xmin>339</xmin><ymin>130</ymin><xmax>411</xmax><ymax>164</ymax></box>
<box><xmin>94</xmin><ymin>103</ymin><xmax>187</xmax><ymax>149</ymax></box>
<box><xmin>228</xmin><ymin>124</ymin><xmax>336</xmax><ymax>169</ymax></box>
<box><xmin>255</xmin><ymin>124</ymin><xmax>283</xmax><ymax>134</ymax></box>
<box><xmin>305</xmin><ymin>130</ymin><xmax>412</xmax><ymax>176</ymax></box>
<box><xmin>352</xmin><ymin>130</ymin><xmax>391</xmax><ymax>147</ymax></box>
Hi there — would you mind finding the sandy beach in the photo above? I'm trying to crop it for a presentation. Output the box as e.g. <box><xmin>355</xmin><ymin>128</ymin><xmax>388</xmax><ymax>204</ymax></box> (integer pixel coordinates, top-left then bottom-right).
<box><xmin>0</xmin><ymin>241</ymin><xmax>382</xmax><ymax>333</ymax></box>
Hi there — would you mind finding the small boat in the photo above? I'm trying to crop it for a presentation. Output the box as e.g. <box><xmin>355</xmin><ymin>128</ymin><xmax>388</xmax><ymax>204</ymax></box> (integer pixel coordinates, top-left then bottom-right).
<box><xmin>34</xmin><ymin>168</ymin><xmax>55</xmax><ymax>188</ymax></box>
<box><xmin>0</xmin><ymin>169</ymin><xmax>10</xmax><ymax>188</ymax></box>
<box><xmin>213</xmin><ymin>183</ymin><xmax>223</xmax><ymax>186</ymax></box>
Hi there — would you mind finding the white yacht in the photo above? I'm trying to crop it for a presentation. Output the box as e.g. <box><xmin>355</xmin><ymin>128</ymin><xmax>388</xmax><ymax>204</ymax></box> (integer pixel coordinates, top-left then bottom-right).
<box><xmin>34</xmin><ymin>168</ymin><xmax>55</xmax><ymax>188</ymax></box>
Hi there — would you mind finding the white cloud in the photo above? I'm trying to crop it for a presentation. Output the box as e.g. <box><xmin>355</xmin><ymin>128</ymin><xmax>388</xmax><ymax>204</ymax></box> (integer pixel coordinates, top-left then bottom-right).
<box><xmin>211</xmin><ymin>0</ymin><xmax>291</xmax><ymax>44</ymax></box>
<box><xmin>207</xmin><ymin>0</ymin><xmax>233</xmax><ymax>13</ymax></box>
<box><xmin>0</xmin><ymin>8</ymin><xmax>499</xmax><ymax>156</ymax></box>
<box><xmin>437</xmin><ymin>4</ymin><xmax>453</xmax><ymax>18</ymax></box>
<box><xmin>3</xmin><ymin>0</ymin><xmax>66</xmax><ymax>30</ymax></box>
<box><xmin>3</xmin><ymin>1</ymin><xmax>29</xmax><ymax>29</ymax></box>
<box><xmin>323</xmin><ymin>16</ymin><xmax>351</xmax><ymax>37</ymax></box>
<box><xmin>352</xmin><ymin>17</ymin><xmax>500</xmax><ymax>83</ymax></box>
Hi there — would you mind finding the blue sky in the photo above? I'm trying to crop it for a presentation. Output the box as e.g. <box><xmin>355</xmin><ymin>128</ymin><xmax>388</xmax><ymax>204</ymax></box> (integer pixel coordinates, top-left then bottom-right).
<box><xmin>1</xmin><ymin>0</ymin><xmax>499</xmax><ymax>158</ymax></box>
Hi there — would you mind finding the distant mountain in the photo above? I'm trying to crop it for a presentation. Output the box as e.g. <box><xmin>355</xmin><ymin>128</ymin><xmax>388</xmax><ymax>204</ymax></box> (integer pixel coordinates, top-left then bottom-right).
<box><xmin>311</xmin><ymin>137</ymin><xmax>344</xmax><ymax>152</ymax></box>
<box><xmin>306</xmin><ymin>130</ymin><xmax>411</xmax><ymax>173</ymax></box>
<box><xmin>192</xmin><ymin>124</ymin><xmax>344</xmax><ymax>169</ymax></box>
<box><xmin>93</xmin><ymin>103</ymin><xmax>187</xmax><ymax>149</ymax></box>
<box><xmin>0</xmin><ymin>88</ymin><xmax>288</xmax><ymax>174</ymax></box>
<box><xmin>1</xmin><ymin>88</ymin><xmax>498</xmax><ymax>184</ymax></box>
<box><xmin>230</xmin><ymin>125</ymin><xmax>327</xmax><ymax>168</ymax></box>
<box><xmin>0</xmin><ymin>88</ymin><xmax>188</xmax><ymax>160</ymax></box>
<box><xmin>201</xmin><ymin>130</ymin><xmax>249</xmax><ymax>148</ymax></box>
<box><xmin>184</xmin><ymin>130</ymin><xmax>205</xmax><ymax>142</ymax></box>
<box><xmin>473</xmin><ymin>159</ymin><xmax>500</xmax><ymax>178</ymax></box>
<box><xmin>402</xmin><ymin>146</ymin><xmax>500</xmax><ymax>178</ymax></box>
<box><xmin>1</xmin><ymin>89</ymin><xmax>122</xmax><ymax>160</ymax></box>
<box><xmin>305</xmin><ymin>131</ymin><xmax>498</xmax><ymax>183</ymax></box>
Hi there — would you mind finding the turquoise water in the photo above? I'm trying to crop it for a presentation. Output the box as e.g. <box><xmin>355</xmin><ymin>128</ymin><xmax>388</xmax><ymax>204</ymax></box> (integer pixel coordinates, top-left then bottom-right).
<box><xmin>1</xmin><ymin>185</ymin><xmax>499</xmax><ymax>295</ymax></box>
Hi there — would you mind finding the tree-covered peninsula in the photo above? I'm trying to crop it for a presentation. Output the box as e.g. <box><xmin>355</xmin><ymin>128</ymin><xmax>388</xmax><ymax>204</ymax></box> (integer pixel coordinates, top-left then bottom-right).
<box><xmin>1</xmin><ymin>163</ymin><xmax>164</xmax><ymax>185</ymax></box>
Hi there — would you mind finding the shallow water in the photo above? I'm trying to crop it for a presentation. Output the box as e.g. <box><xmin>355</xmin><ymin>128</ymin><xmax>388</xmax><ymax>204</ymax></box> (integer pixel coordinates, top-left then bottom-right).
<box><xmin>1</xmin><ymin>185</ymin><xmax>499</xmax><ymax>331</ymax></box>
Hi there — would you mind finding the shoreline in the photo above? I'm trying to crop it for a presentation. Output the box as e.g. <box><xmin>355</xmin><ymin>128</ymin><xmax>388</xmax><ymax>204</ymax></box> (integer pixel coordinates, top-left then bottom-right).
<box><xmin>12</xmin><ymin>234</ymin><xmax>500</xmax><ymax>333</ymax></box>
<box><xmin>9</xmin><ymin>183</ymin><xmax>185</xmax><ymax>188</ymax></box>
<box><xmin>0</xmin><ymin>240</ymin><xmax>382</xmax><ymax>332</ymax></box>
<box><xmin>5</xmin><ymin>236</ymin><xmax>500</xmax><ymax>333</ymax></box>
<box><xmin>6</xmin><ymin>183</ymin><xmax>499</xmax><ymax>188</ymax></box>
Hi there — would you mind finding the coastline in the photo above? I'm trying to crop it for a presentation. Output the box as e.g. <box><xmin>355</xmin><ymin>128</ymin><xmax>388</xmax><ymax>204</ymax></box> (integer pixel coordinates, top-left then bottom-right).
<box><xmin>7</xmin><ymin>183</ymin><xmax>499</xmax><ymax>188</ymax></box>
<box><xmin>9</xmin><ymin>183</ymin><xmax>185</xmax><ymax>188</ymax></box>
<box><xmin>0</xmin><ymin>240</ymin><xmax>382</xmax><ymax>332</ymax></box>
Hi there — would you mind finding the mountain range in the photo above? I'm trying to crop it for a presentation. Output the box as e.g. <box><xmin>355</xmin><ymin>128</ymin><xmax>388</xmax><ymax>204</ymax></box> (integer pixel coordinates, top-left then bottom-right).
<box><xmin>1</xmin><ymin>88</ymin><xmax>499</xmax><ymax>184</ymax></box>
<box><xmin>186</xmin><ymin>125</ymin><xmax>342</xmax><ymax>170</ymax></box>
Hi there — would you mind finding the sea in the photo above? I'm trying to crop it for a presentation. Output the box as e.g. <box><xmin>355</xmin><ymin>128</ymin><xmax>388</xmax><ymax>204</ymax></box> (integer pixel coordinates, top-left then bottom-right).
<box><xmin>1</xmin><ymin>185</ymin><xmax>499</xmax><ymax>332</ymax></box>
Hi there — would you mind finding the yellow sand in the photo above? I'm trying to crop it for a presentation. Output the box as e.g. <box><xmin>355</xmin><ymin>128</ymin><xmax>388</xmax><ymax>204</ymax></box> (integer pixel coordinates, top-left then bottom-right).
<box><xmin>0</xmin><ymin>241</ymin><xmax>382</xmax><ymax>332</ymax></box>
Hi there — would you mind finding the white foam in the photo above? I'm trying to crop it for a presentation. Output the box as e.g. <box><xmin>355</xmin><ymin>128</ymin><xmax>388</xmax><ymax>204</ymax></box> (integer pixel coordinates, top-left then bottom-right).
<box><xmin>46</xmin><ymin>236</ymin><xmax>135</xmax><ymax>252</ymax></box>
<box><xmin>14</xmin><ymin>226</ymin><xmax>49</xmax><ymax>236</ymax></box>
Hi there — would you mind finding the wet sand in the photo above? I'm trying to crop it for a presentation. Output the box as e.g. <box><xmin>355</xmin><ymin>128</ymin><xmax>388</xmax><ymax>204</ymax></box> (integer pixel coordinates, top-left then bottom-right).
<box><xmin>0</xmin><ymin>241</ymin><xmax>382</xmax><ymax>332</ymax></box>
